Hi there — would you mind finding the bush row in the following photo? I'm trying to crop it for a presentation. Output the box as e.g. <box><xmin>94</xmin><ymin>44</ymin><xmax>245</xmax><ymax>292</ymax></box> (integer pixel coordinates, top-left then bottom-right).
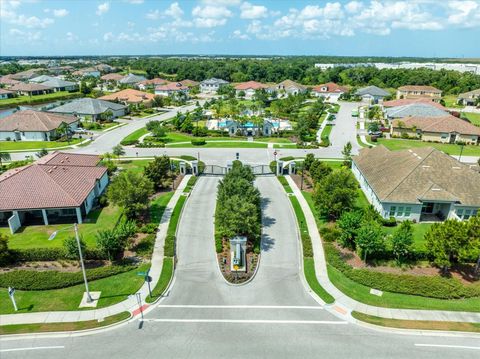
<box><xmin>120</xmin><ymin>139</ymin><xmax>139</xmax><ymax>146</ymax></box>
<box><xmin>0</xmin><ymin>264</ymin><xmax>135</xmax><ymax>290</ymax></box>
<box><xmin>324</xmin><ymin>243</ymin><xmax>480</xmax><ymax>299</ymax></box>
<box><xmin>11</xmin><ymin>248</ymin><xmax>108</xmax><ymax>262</ymax></box>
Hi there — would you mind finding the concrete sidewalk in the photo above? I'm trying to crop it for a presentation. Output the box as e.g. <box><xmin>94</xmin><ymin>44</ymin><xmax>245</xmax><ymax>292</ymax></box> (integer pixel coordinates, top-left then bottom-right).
<box><xmin>0</xmin><ymin>175</ymin><xmax>191</xmax><ymax>326</ymax></box>
<box><xmin>285</xmin><ymin>175</ymin><xmax>480</xmax><ymax>324</ymax></box>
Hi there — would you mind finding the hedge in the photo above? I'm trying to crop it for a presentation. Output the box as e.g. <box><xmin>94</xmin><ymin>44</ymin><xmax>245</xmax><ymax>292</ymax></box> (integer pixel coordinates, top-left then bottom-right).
<box><xmin>191</xmin><ymin>139</ymin><xmax>206</xmax><ymax>146</ymax></box>
<box><xmin>120</xmin><ymin>139</ymin><xmax>138</xmax><ymax>146</ymax></box>
<box><xmin>164</xmin><ymin>234</ymin><xmax>175</xmax><ymax>257</ymax></box>
<box><xmin>324</xmin><ymin>243</ymin><xmax>480</xmax><ymax>299</ymax></box>
<box><xmin>10</xmin><ymin>248</ymin><xmax>107</xmax><ymax>263</ymax></box>
<box><xmin>0</xmin><ymin>265</ymin><xmax>136</xmax><ymax>290</ymax></box>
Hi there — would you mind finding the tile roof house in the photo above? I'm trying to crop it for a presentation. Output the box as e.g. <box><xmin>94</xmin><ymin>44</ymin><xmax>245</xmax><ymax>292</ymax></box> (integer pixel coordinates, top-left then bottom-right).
<box><xmin>137</xmin><ymin>78</ymin><xmax>171</xmax><ymax>90</ymax></box>
<box><xmin>0</xmin><ymin>110</ymin><xmax>79</xmax><ymax>141</ymax></box>
<box><xmin>0</xmin><ymin>76</ymin><xmax>21</xmax><ymax>87</ymax></box>
<box><xmin>391</xmin><ymin>115</ymin><xmax>480</xmax><ymax>145</ymax></box>
<box><xmin>458</xmin><ymin>89</ymin><xmax>480</xmax><ymax>106</ymax></box>
<box><xmin>312</xmin><ymin>82</ymin><xmax>348</xmax><ymax>101</ymax></box>
<box><xmin>9</xmin><ymin>69</ymin><xmax>44</xmax><ymax>81</ymax></box>
<box><xmin>100</xmin><ymin>73</ymin><xmax>125</xmax><ymax>82</ymax></box>
<box><xmin>383</xmin><ymin>98</ymin><xmax>446</xmax><ymax>110</ymax></box>
<box><xmin>397</xmin><ymin>85</ymin><xmax>442</xmax><ymax>102</ymax></box>
<box><xmin>179</xmin><ymin>79</ymin><xmax>199</xmax><ymax>87</ymax></box>
<box><xmin>72</xmin><ymin>68</ymin><xmax>101</xmax><ymax>78</ymax></box>
<box><xmin>200</xmin><ymin>78</ymin><xmax>229</xmax><ymax>93</ymax></box>
<box><xmin>48</xmin><ymin>98</ymin><xmax>126</xmax><ymax>120</ymax></box>
<box><xmin>234</xmin><ymin>81</ymin><xmax>268</xmax><ymax>99</ymax></box>
<box><xmin>29</xmin><ymin>75</ymin><xmax>55</xmax><ymax>83</ymax></box>
<box><xmin>352</xmin><ymin>145</ymin><xmax>480</xmax><ymax>222</ymax></box>
<box><xmin>385</xmin><ymin>103</ymin><xmax>448</xmax><ymax>119</ymax></box>
<box><xmin>9</xmin><ymin>82</ymin><xmax>53</xmax><ymax>96</ymax></box>
<box><xmin>155</xmin><ymin>82</ymin><xmax>190</xmax><ymax>97</ymax></box>
<box><xmin>119</xmin><ymin>73</ymin><xmax>147</xmax><ymax>85</ymax></box>
<box><xmin>99</xmin><ymin>89</ymin><xmax>155</xmax><ymax>105</ymax></box>
<box><xmin>268</xmin><ymin>79</ymin><xmax>307</xmax><ymax>97</ymax></box>
<box><xmin>0</xmin><ymin>88</ymin><xmax>14</xmax><ymax>99</ymax></box>
<box><xmin>36</xmin><ymin>78</ymin><xmax>78</xmax><ymax>92</ymax></box>
<box><xmin>0</xmin><ymin>152</ymin><xmax>109</xmax><ymax>233</ymax></box>
<box><xmin>355</xmin><ymin>85</ymin><xmax>390</xmax><ymax>103</ymax></box>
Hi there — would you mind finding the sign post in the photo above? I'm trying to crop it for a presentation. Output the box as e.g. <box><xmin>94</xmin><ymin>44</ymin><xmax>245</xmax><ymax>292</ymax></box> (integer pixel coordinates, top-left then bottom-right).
<box><xmin>8</xmin><ymin>287</ymin><xmax>17</xmax><ymax>311</ymax></box>
<box><xmin>273</xmin><ymin>151</ymin><xmax>277</xmax><ymax>162</ymax></box>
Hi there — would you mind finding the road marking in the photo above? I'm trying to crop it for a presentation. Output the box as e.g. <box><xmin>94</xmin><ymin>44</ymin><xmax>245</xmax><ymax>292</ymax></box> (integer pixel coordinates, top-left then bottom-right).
<box><xmin>142</xmin><ymin>319</ymin><xmax>347</xmax><ymax>325</ymax></box>
<box><xmin>0</xmin><ymin>346</ymin><xmax>65</xmax><ymax>353</ymax></box>
<box><xmin>157</xmin><ymin>305</ymin><xmax>323</xmax><ymax>310</ymax></box>
<box><xmin>415</xmin><ymin>344</ymin><xmax>480</xmax><ymax>351</ymax></box>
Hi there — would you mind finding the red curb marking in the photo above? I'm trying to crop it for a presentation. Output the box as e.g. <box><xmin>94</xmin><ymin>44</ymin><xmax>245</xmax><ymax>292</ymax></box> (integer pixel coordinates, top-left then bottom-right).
<box><xmin>333</xmin><ymin>306</ymin><xmax>347</xmax><ymax>315</ymax></box>
<box><xmin>132</xmin><ymin>304</ymin><xmax>150</xmax><ymax>316</ymax></box>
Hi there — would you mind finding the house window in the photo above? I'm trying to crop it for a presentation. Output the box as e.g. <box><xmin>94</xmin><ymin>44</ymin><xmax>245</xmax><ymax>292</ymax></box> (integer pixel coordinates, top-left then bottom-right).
<box><xmin>389</xmin><ymin>206</ymin><xmax>396</xmax><ymax>217</ymax></box>
<box><xmin>404</xmin><ymin>207</ymin><xmax>411</xmax><ymax>217</ymax></box>
<box><xmin>397</xmin><ymin>206</ymin><xmax>404</xmax><ymax>217</ymax></box>
<box><xmin>441</xmin><ymin>133</ymin><xmax>447</xmax><ymax>139</ymax></box>
<box><xmin>456</xmin><ymin>209</ymin><xmax>464</xmax><ymax>218</ymax></box>
<box><xmin>464</xmin><ymin>209</ymin><xmax>472</xmax><ymax>220</ymax></box>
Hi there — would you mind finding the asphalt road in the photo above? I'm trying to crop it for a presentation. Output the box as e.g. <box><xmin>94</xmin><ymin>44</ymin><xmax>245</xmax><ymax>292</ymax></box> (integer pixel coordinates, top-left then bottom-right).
<box><xmin>1</xmin><ymin>176</ymin><xmax>479</xmax><ymax>358</ymax></box>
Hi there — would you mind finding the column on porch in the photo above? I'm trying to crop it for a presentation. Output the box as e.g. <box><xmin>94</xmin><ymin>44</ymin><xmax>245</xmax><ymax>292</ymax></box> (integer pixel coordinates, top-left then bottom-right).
<box><xmin>41</xmin><ymin>209</ymin><xmax>49</xmax><ymax>225</ymax></box>
<box><xmin>76</xmin><ymin>207</ymin><xmax>83</xmax><ymax>224</ymax></box>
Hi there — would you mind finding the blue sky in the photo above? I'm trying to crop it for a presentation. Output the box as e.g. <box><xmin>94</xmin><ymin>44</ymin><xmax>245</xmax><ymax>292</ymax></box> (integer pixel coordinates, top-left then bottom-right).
<box><xmin>1</xmin><ymin>0</ymin><xmax>479</xmax><ymax>57</ymax></box>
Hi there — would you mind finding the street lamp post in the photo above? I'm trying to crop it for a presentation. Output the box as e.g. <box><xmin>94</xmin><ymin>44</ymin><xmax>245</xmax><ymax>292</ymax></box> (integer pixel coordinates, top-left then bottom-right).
<box><xmin>300</xmin><ymin>162</ymin><xmax>304</xmax><ymax>191</ymax></box>
<box><xmin>458</xmin><ymin>144</ymin><xmax>465</xmax><ymax>162</ymax></box>
<box><xmin>49</xmin><ymin>223</ymin><xmax>92</xmax><ymax>303</ymax></box>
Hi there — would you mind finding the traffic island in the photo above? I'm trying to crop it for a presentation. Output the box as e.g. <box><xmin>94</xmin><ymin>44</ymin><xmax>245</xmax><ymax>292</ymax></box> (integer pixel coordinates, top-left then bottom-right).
<box><xmin>216</xmin><ymin>235</ymin><xmax>259</xmax><ymax>284</ymax></box>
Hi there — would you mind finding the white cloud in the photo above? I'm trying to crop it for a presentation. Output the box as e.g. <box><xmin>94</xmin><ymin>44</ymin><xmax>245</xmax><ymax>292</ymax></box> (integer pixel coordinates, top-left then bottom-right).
<box><xmin>165</xmin><ymin>2</ymin><xmax>183</xmax><ymax>19</ymax></box>
<box><xmin>96</xmin><ymin>2</ymin><xmax>109</xmax><ymax>16</ymax></box>
<box><xmin>66</xmin><ymin>31</ymin><xmax>78</xmax><ymax>41</ymax></box>
<box><xmin>240</xmin><ymin>2</ymin><xmax>268</xmax><ymax>19</ymax></box>
<box><xmin>127</xmin><ymin>21</ymin><xmax>135</xmax><ymax>28</ymax></box>
<box><xmin>53</xmin><ymin>9</ymin><xmax>68</xmax><ymax>17</ymax></box>
<box><xmin>9</xmin><ymin>28</ymin><xmax>41</xmax><ymax>42</ymax></box>
<box><xmin>103</xmin><ymin>32</ymin><xmax>114</xmax><ymax>41</ymax></box>
<box><xmin>146</xmin><ymin>9</ymin><xmax>160</xmax><ymax>20</ymax></box>
<box><xmin>232</xmin><ymin>29</ymin><xmax>250</xmax><ymax>40</ymax></box>
<box><xmin>125</xmin><ymin>0</ymin><xmax>143</xmax><ymax>4</ymax></box>
<box><xmin>201</xmin><ymin>0</ymin><xmax>241</xmax><ymax>5</ymax></box>
<box><xmin>345</xmin><ymin>1</ymin><xmax>363</xmax><ymax>13</ymax></box>
<box><xmin>13</xmin><ymin>15</ymin><xmax>54</xmax><ymax>28</ymax></box>
<box><xmin>192</xmin><ymin>4</ymin><xmax>231</xmax><ymax>28</ymax></box>
<box><xmin>194</xmin><ymin>18</ymin><xmax>227</xmax><ymax>28</ymax></box>
<box><xmin>447</xmin><ymin>0</ymin><xmax>480</xmax><ymax>28</ymax></box>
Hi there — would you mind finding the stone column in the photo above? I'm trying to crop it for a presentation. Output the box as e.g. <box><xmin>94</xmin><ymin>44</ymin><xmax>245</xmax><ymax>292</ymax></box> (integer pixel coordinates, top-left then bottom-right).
<box><xmin>276</xmin><ymin>160</ymin><xmax>284</xmax><ymax>176</ymax></box>
<box><xmin>41</xmin><ymin>209</ymin><xmax>49</xmax><ymax>225</ymax></box>
<box><xmin>76</xmin><ymin>207</ymin><xmax>83</xmax><ymax>224</ymax></box>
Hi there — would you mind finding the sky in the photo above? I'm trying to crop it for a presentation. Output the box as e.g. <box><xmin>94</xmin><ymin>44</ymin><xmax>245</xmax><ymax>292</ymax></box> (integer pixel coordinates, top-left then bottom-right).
<box><xmin>1</xmin><ymin>0</ymin><xmax>480</xmax><ymax>57</ymax></box>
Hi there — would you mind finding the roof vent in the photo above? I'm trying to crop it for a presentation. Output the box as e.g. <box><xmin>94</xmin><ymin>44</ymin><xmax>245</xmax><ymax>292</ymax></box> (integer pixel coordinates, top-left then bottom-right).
<box><xmin>422</xmin><ymin>165</ymin><xmax>430</xmax><ymax>168</ymax></box>
<box><xmin>53</xmin><ymin>166</ymin><xmax>57</xmax><ymax>169</ymax></box>
<box><xmin>432</xmin><ymin>188</ymin><xmax>441</xmax><ymax>191</ymax></box>
<box><xmin>452</xmin><ymin>166</ymin><xmax>461</xmax><ymax>169</ymax></box>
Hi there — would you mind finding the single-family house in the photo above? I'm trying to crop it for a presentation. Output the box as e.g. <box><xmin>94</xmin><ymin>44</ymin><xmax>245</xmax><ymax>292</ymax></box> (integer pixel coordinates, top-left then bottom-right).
<box><xmin>234</xmin><ymin>81</ymin><xmax>268</xmax><ymax>99</ymax></box>
<box><xmin>0</xmin><ymin>88</ymin><xmax>14</xmax><ymax>99</ymax></box>
<box><xmin>9</xmin><ymin>83</ymin><xmax>53</xmax><ymax>96</ymax></box>
<box><xmin>0</xmin><ymin>110</ymin><xmax>79</xmax><ymax>141</ymax></box>
<box><xmin>94</xmin><ymin>63</ymin><xmax>115</xmax><ymax>73</ymax></box>
<box><xmin>46</xmin><ymin>66</ymin><xmax>74</xmax><ymax>75</ymax></box>
<box><xmin>268</xmin><ymin>80</ymin><xmax>307</xmax><ymax>97</ymax></box>
<box><xmin>0</xmin><ymin>152</ymin><xmax>109</xmax><ymax>233</ymax></box>
<box><xmin>458</xmin><ymin>89</ymin><xmax>480</xmax><ymax>106</ymax></box>
<box><xmin>397</xmin><ymin>85</ymin><xmax>442</xmax><ymax>102</ymax></box>
<box><xmin>99</xmin><ymin>89</ymin><xmax>155</xmax><ymax>106</ymax></box>
<box><xmin>119</xmin><ymin>73</ymin><xmax>147</xmax><ymax>86</ymax></box>
<box><xmin>72</xmin><ymin>68</ymin><xmax>101</xmax><ymax>78</ymax></box>
<box><xmin>8</xmin><ymin>69</ymin><xmax>44</xmax><ymax>81</ymax></box>
<box><xmin>48</xmin><ymin>98</ymin><xmax>126</xmax><ymax>121</ymax></box>
<box><xmin>137</xmin><ymin>78</ymin><xmax>171</xmax><ymax>91</ymax></box>
<box><xmin>179</xmin><ymin>79</ymin><xmax>199</xmax><ymax>87</ymax></box>
<box><xmin>37</xmin><ymin>78</ymin><xmax>78</xmax><ymax>92</ymax></box>
<box><xmin>383</xmin><ymin>98</ymin><xmax>447</xmax><ymax>110</ymax></box>
<box><xmin>29</xmin><ymin>75</ymin><xmax>55</xmax><ymax>83</ymax></box>
<box><xmin>155</xmin><ymin>82</ymin><xmax>189</xmax><ymax>97</ymax></box>
<box><xmin>312</xmin><ymin>82</ymin><xmax>348</xmax><ymax>101</ymax></box>
<box><xmin>0</xmin><ymin>76</ymin><xmax>21</xmax><ymax>87</ymax></box>
<box><xmin>200</xmin><ymin>78</ymin><xmax>229</xmax><ymax>93</ymax></box>
<box><xmin>206</xmin><ymin>118</ymin><xmax>291</xmax><ymax>136</ymax></box>
<box><xmin>391</xmin><ymin>115</ymin><xmax>480</xmax><ymax>145</ymax></box>
<box><xmin>385</xmin><ymin>103</ymin><xmax>448</xmax><ymax>119</ymax></box>
<box><xmin>352</xmin><ymin>145</ymin><xmax>480</xmax><ymax>222</ymax></box>
<box><xmin>100</xmin><ymin>73</ymin><xmax>125</xmax><ymax>83</ymax></box>
<box><xmin>355</xmin><ymin>86</ymin><xmax>390</xmax><ymax>103</ymax></box>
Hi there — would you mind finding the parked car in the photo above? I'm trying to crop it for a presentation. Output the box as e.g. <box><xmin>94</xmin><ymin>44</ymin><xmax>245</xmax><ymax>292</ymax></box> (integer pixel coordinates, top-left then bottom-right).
<box><xmin>368</xmin><ymin>130</ymin><xmax>383</xmax><ymax>137</ymax></box>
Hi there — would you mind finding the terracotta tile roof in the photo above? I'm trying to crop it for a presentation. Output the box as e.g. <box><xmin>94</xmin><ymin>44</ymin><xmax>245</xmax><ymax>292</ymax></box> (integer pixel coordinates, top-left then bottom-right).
<box><xmin>179</xmin><ymin>79</ymin><xmax>199</xmax><ymax>87</ymax></box>
<box><xmin>99</xmin><ymin>89</ymin><xmax>155</xmax><ymax>104</ymax></box>
<box><xmin>100</xmin><ymin>73</ymin><xmax>124</xmax><ymax>81</ymax></box>
<box><xmin>155</xmin><ymin>82</ymin><xmax>189</xmax><ymax>91</ymax></box>
<box><xmin>0</xmin><ymin>110</ymin><xmax>78</xmax><ymax>132</ymax></box>
<box><xmin>0</xmin><ymin>88</ymin><xmax>13</xmax><ymax>95</ymax></box>
<box><xmin>398</xmin><ymin>85</ymin><xmax>442</xmax><ymax>93</ymax></box>
<box><xmin>312</xmin><ymin>82</ymin><xmax>348</xmax><ymax>93</ymax></box>
<box><xmin>36</xmin><ymin>151</ymin><xmax>101</xmax><ymax>167</ymax></box>
<box><xmin>392</xmin><ymin>115</ymin><xmax>480</xmax><ymax>136</ymax></box>
<box><xmin>0</xmin><ymin>153</ymin><xmax>106</xmax><ymax>211</ymax></box>
<box><xmin>271</xmin><ymin>79</ymin><xmax>306</xmax><ymax>91</ymax></box>
<box><xmin>383</xmin><ymin>98</ymin><xmax>446</xmax><ymax>110</ymax></box>
<box><xmin>0</xmin><ymin>76</ymin><xmax>21</xmax><ymax>86</ymax></box>
<box><xmin>234</xmin><ymin>81</ymin><xmax>268</xmax><ymax>91</ymax></box>
<box><xmin>353</xmin><ymin>145</ymin><xmax>480</xmax><ymax>206</ymax></box>
<box><xmin>138</xmin><ymin>78</ymin><xmax>171</xmax><ymax>86</ymax></box>
<box><xmin>9</xmin><ymin>83</ymin><xmax>52</xmax><ymax>92</ymax></box>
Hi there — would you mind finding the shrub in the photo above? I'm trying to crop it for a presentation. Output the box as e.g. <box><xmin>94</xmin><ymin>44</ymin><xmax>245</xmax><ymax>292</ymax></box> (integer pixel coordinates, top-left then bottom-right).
<box><xmin>120</xmin><ymin>139</ymin><xmax>139</xmax><ymax>146</ymax></box>
<box><xmin>0</xmin><ymin>265</ymin><xmax>135</xmax><ymax>290</ymax></box>
<box><xmin>269</xmin><ymin>160</ymin><xmax>277</xmax><ymax>174</ymax></box>
<box><xmin>139</xmin><ymin>223</ymin><xmax>158</xmax><ymax>234</ymax></box>
<box><xmin>381</xmin><ymin>216</ymin><xmax>397</xmax><ymax>227</ymax></box>
<box><xmin>0</xmin><ymin>234</ymin><xmax>13</xmax><ymax>267</ymax></box>
<box><xmin>63</xmin><ymin>236</ymin><xmax>86</xmax><ymax>260</ymax></box>
<box><xmin>134</xmin><ymin>234</ymin><xmax>156</xmax><ymax>257</ymax></box>
<box><xmin>215</xmin><ymin>233</ymin><xmax>223</xmax><ymax>253</ymax></box>
<box><xmin>191</xmin><ymin>139</ymin><xmax>206</xmax><ymax>146</ymax></box>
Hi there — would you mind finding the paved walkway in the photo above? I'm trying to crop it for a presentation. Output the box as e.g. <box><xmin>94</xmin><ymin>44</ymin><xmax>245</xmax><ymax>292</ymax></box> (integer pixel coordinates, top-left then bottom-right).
<box><xmin>285</xmin><ymin>175</ymin><xmax>480</xmax><ymax>324</ymax></box>
<box><xmin>0</xmin><ymin>175</ymin><xmax>191</xmax><ymax>326</ymax></box>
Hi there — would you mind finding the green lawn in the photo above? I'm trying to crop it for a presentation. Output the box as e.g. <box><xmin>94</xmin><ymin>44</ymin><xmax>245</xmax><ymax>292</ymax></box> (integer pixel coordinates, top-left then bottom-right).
<box><xmin>384</xmin><ymin>223</ymin><xmax>433</xmax><ymax>250</ymax></box>
<box><xmin>304</xmin><ymin>258</ymin><xmax>335</xmax><ymax>304</ymax></box>
<box><xmin>167</xmin><ymin>141</ymin><xmax>268</xmax><ymax>148</ymax></box>
<box><xmin>375</xmin><ymin>137</ymin><xmax>480</xmax><ymax>156</ymax></box>
<box><xmin>2</xmin><ymin>204</ymin><xmax>123</xmax><ymax>249</ymax></box>
<box><xmin>121</xmin><ymin>127</ymin><xmax>149</xmax><ymax>144</ymax></box>
<box><xmin>321</xmin><ymin>124</ymin><xmax>334</xmax><ymax>140</ymax></box>
<box><xmin>0</xmin><ymin>91</ymin><xmax>83</xmax><ymax>109</ymax></box>
<box><xmin>442</xmin><ymin>94</ymin><xmax>464</xmax><ymax>109</ymax></box>
<box><xmin>273</xmin><ymin>143</ymin><xmax>298</xmax><ymax>148</ymax></box>
<box><xmin>0</xmin><ymin>138</ymin><xmax>82</xmax><ymax>151</ymax></box>
<box><xmin>146</xmin><ymin>257</ymin><xmax>174</xmax><ymax>303</ymax></box>
<box><xmin>150</xmin><ymin>192</ymin><xmax>175</xmax><ymax>226</ymax></box>
<box><xmin>464</xmin><ymin>112</ymin><xmax>480</xmax><ymax>127</ymax></box>
<box><xmin>117</xmin><ymin>159</ymin><xmax>153</xmax><ymax>174</ymax></box>
<box><xmin>0</xmin><ymin>264</ymin><xmax>149</xmax><ymax>314</ymax></box>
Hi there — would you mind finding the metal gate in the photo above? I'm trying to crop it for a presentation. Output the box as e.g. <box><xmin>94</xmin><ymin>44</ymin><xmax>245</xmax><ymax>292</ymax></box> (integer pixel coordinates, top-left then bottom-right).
<box><xmin>201</xmin><ymin>165</ymin><xmax>227</xmax><ymax>175</ymax></box>
<box><xmin>249</xmin><ymin>165</ymin><xmax>274</xmax><ymax>176</ymax></box>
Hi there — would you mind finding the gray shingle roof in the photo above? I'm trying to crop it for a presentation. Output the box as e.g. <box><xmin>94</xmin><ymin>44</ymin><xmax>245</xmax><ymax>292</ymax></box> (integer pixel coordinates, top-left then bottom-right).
<box><xmin>48</xmin><ymin>98</ymin><xmax>126</xmax><ymax>116</ymax></box>
<box><xmin>386</xmin><ymin>103</ymin><xmax>448</xmax><ymax>118</ymax></box>
<box><xmin>355</xmin><ymin>85</ymin><xmax>390</xmax><ymax>97</ymax></box>
<box><xmin>39</xmin><ymin>78</ymin><xmax>77</xmax><ymax>88</ymax></box>
<box><xmin>201</xmin><ymin>78</ymin><xmax>229</xmax><ymax>85</ymax></box>
<box><xmin>119</xmin><ymin>73</ymin><xmax>146</xmax><ymax>84</ymax></box>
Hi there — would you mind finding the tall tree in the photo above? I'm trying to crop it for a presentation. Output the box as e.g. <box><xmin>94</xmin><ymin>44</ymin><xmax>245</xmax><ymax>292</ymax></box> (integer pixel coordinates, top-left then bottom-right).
<box><xmin>391</xmin><ymin>220</ymin><xmax>414</xmax><ymax>264</ymax></box>
<box><xmin>342</xmin><ymin>142</ymin><xmax>353</xmax><ymax>167</ymax></box>
<box><xmin>112</xmin><ymin>144</ymin><xmax>125</xmax><ymax>158</ymax></box>
<box><xmin>144</xmin><ymin>155</ymin><xmax>173</xmax><ymax>190</ymax></box>
<box><xmin>355</xmin><ymin>221</ymin><xmax>385</xmax><ymax>263</ymax></box>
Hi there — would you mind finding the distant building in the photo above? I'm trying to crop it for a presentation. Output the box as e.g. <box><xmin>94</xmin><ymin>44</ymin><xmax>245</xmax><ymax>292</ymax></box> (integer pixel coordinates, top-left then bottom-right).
<box><xmin>99</xmin><ymin>89</ymin><xmax>155</xmax><ymax>106</ymax></box>
<box><xmin>119</xmin><ymin>73</ymin><xmax>147</xmax><ymax>85</ymax></box>
<box><xmin>0</xmin><ymin>110</ymin><xmax>79</xmax><ymax>141</ymax></box>
<box><xmin>352</xmin><ymin>145</ymin><xmax>480</xmax><ymax>222</ymax></box>
<box><xmin>0</xmin><ymin>152</ymin><xmax>109</xmax><ymax>233</ymax></box>
<box><xmin>355</xmin><ymin>86</ymin><xmax>390</xmax><ymax>103</ymax></box>
<box><xmin>207</xmin><ymin>118</ymin><xmax>292</xmax><ymax>136</ymax></box>
<box><xmin>48</xmin><ymin>98</ymin><xmax>126</xmax><ymax>120</ymax></box>
<box><xmin>155</xmin><ymin>82</ymin><xmax>189</xmax><ymax>97</ymax></box>
<box><xmin>234</xmin><ymin>81</ymin><xmax>268</xmax><ymax>99</ymax></box>
<box><xmin>311</xmin><ymin>82</ymin><xmax>348</xmax><ymax>101</ymax></box>
<box><xmin>200</xmin><ymin>78</ymin><xmax>229</xmax><ymax>93</ymax></box>
<box><xmin>268</xmin><ymin>79</ymin><xmax>307</xmax><ymax>97</ymax></box>
<box><xmin>9</xmin><ymin>83</ymin><xmax>53</xmax><ymax>96</ymax></box>
<box><xmin>458</xmin><ymin>89</ymin><xmax>480</xmax><ymax>106</ymax></box>
<box><xmin>396</xmin><ymin>85</ymin><xmax>442</xmax><ymax>102</ymax></box>
<box><xmin>0</xmin><ymin>88</ymin><xmax>14</xmax><ymax>99</ymax></box>
<box><xmin>137</xmin><ymin>78</ymin><xmax>171</xmax><ymax>91</ymax></box>
<box><xmin>100</xmin><ymin>73</ymin><xmax>125</xmax><ymax>83</ymax></box>
<box><xmin>72</xmin><ymin>68</ymin><xmax>101</xmax><ymax>78</ymax></box>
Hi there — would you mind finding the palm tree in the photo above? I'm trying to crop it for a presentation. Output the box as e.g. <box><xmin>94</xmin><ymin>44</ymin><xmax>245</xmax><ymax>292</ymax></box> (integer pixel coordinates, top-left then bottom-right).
<box><xmin>0</xmin><ymin>151</ymin><xmax>11</xmax><ymax>168</ymax></box>
<box><xmin>57</xmin><ymin>122</ymin><xmax>70</xmax><ymax>144</ymax></box>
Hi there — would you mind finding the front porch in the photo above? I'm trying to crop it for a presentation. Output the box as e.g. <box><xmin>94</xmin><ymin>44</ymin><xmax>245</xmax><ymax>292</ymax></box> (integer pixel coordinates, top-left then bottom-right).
<box><xmin>419</xmin><ymin>201</ymin><xmax>453</xmax><ymax>222</ymax></box>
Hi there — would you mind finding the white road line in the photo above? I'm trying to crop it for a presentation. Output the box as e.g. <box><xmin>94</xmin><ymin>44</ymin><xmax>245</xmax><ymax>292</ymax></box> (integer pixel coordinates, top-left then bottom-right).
<box><xmin>142</xmin><ymin>319</ymin><xmax>346</xmax><ymax>325</ymax></box>
<box><xmin>157</xmin><ymin>305</ymin><xmax>323</xmax><ymax>309</ymax></box>
<box><xmin>0</xmin><ymin>346</ymin><xmax>65</xmax><ymax>353</ymax></box>
<box><xmin>415</xmin><ymin>344</ymin><xmax>480</xmax><ymax>351</ymax></box>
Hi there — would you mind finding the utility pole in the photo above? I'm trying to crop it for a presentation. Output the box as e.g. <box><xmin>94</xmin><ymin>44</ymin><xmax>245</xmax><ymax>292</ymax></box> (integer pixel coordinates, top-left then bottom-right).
<box><xmin>458</xmin><ymin>144</ymin><xmax>465</xmax><ymax>162</ymax></box>
<box><xmin>8</xmin><ymin>287</ymin><xmax>17</xmax><ymax>311</ymax></box>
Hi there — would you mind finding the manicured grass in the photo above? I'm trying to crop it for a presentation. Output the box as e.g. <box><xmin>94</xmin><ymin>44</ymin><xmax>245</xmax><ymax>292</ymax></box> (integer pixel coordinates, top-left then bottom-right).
<box><xmin>0</xmin><ymin>311</ymin><xmax>131</xmax><ymax>335</ymax></box>
<box><xmin>167</xmin><ymin>141</ymin><xmax>268</xmax><ymax>148</ymax></box>
<box><xmin>0</xmin><ymin>264</ymin><xmax>149</xmax><ymax>314</ymax></box>
<box><xmin>375</xmin><ymin>137</ymin><xmax>480</xmax><ymax>156</ymax></box>
<box><xmin>2</xmin><ymin>204</ymin><xmax>123</xmax><ymax>249</ymax></box>
<box><xmin>464</xmin><ymin>112</ymin><xmax>480</xmax><ymax>126</ymax></box>
<box><xmin>304</xmin><ymin>258</ymin><xmax>335</xmax><ymax>304</ymax></box>
<box><xmin>145</xmin><ymin>257</ymin><xmax>174</xmax><ymax>303</ymax></box>
<box><xmin>0</xmin><ymin>91</ymin><xmax>83</xmax><ymax>109</ymax></box>
<box><xmin>167</xmin><ymin>195</ymin><xmax>186</xmax><ymax>237</ymax></box>
<box><xmin>121</xmin><ymin>127</ymin><xmax>149</xmax><ymax>143</ymax></box>
<box><xmin>327</xmin><ymin>264</ymin><xmax>480</xmax><ymax>312</ymax></box>
<box><xmin>150</xmin><ymin>192</ymin><xmax>175</xmax><ymax>226</ymax></box>
<box><xmin>384</xmin><ymin>223</ymin><xmax>433</xmax><ymax>251</ymax></box>
<box><xmin>183</xmin><ymin>175</ymin><xmax>197</xmax><ymax>193</ymax></box>
<box><xmin>0</xmin><ymin>138</ymin><xmax>81</xmax><ymax>151</ymax></box>
<box><xmin>277</xmin><ymin>175</ymin><xmax>293</xmax><ymax>193</ymax></box>
<box><xmin>117</xmin><ymin>159</ymin><xmax>152</xmax><ymax>174</ymax></box>
<box><xmin>352</xmin><ymin>311</ymin><xmax>480</xmax><ymax>333</ymax></box>
<box><xmin>321</xmin><ymin>123</ymin><xmax>334</xmax><ymax>140</ymax></box>
<box><xmin>442</xmin><ymin>94</ymin><xmax>464</xmax><ymax>109</ymax></box>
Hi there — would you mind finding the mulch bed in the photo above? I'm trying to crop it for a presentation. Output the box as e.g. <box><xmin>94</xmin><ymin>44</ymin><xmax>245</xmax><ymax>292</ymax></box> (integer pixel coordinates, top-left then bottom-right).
<box><xmin>217</xmin><ymin>238</ymin><xmax>259</xmax><ymax>284</ymax></box>
<box><xmin>290</xmin><ymin>173</ymin><xmax>314</xmax><ymax>192</ymax></box>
